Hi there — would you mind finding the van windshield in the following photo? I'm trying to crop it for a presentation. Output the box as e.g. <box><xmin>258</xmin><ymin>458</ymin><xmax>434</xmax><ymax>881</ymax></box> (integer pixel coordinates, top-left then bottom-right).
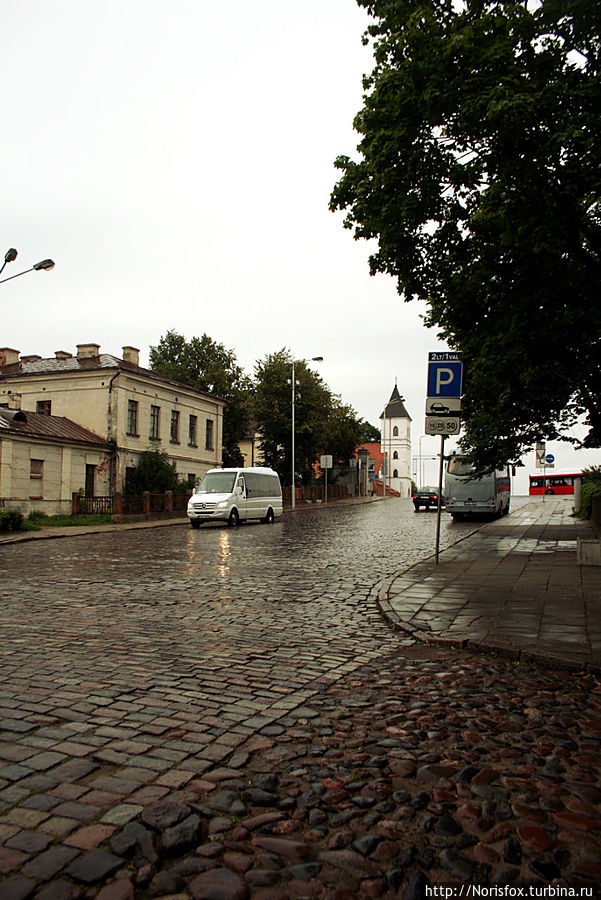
<box><xmin>197</xmin><ymin>472</ymin><xmax>236</xmax><ymax>494</ymax></box>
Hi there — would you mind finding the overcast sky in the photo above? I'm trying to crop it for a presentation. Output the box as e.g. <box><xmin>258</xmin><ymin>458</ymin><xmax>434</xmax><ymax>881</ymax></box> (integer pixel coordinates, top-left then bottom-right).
<box><xmin>4</xmin><ymin>0</ymin><xmax>598</xmax><ymax>490</ymax></box>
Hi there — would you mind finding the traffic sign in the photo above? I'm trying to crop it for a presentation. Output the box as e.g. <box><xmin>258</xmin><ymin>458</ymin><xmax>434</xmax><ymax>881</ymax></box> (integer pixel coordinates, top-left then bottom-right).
<box><xmin>535</xmin><ymin>443</ymin><xmax>546</xmax><ymax>468</ymax></box>
<box><xmin>545</xmin><ymin>454</ymin><xmax>555</xmax><ymax>466</ymax></box>
<box><xmin>427</xmin><ymin>352</ymin><xmax>463</xmax><ymax>399</ymax></box>
<box><xmin>425</xmin><ymin>417</ymin><xmax>461</xmax><ymax>435</ymax></box>
<box><xmin>426</xmin><ymin>396</ymin><xmax>461</xmax><ymax>416</ymax></box>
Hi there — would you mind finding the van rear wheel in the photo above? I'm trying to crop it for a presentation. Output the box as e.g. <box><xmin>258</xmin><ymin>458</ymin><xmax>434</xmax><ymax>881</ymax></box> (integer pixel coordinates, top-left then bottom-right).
<box><xmin>228</xmin><ymin>509</ymin><xmax>240</xmax><ymax>527</ymax></box>
<box><xmin>263</xmin><ymin>508</ymin><xmax>275</xmax><ymax>524</ymax></box>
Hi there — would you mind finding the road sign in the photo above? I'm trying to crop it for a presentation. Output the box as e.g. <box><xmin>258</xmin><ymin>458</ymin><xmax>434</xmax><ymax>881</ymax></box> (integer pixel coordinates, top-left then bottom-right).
<box><xmin>320</xmin><ymin>455</ymin><xmax>333</xmax><ymax>469</ymax></box>
<box><xmin>425</xmin><ymin>417</ymin><xmax>461</xmax><ymax>435</ymax></box>
<box><xmin>535</xmin><ymin>443</ymin><xmax>546</xmax><ymax>468</ymax></box>
<box><xmin>427</xmin><ymin>352</ymin><xmax>463</xmax><ymax>399</ymax></box>
<box><xmin>426</xmin><ymin>396</ymin><xmax>461</xmax><ymax>416</ymax></box>
<box><xmin>545</xmin><ymin>454</ymin><xmax>555</xmax><ymax>466</ymax></box>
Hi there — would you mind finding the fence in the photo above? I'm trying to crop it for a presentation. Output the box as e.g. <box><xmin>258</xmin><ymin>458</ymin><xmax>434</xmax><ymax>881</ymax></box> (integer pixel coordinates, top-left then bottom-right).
<box><xmin>72</xmin><ymin>491</ymin><xmax>192</xmax><ymax>519</ymax></box>
<box><xmin>281</xmin><ymin>483</ymin><xmax>349</xmax><ymax>506</ymax></box>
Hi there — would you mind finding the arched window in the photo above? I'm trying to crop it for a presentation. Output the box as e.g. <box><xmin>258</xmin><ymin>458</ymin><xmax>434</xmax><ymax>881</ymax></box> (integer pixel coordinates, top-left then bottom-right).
<box><xmin>393</xmin><ymin>426</ymin><xmax>399</xmax><ymax>436</ymax></box>
<box><xmin>393</xmin><ymin>469</ymin><xmax>399</xmax><ymax>478</ymax></box>
<box><xmin>393</xmin><ymin>451</ymin><xmax>398</xmax><ymax>459</ymax></box>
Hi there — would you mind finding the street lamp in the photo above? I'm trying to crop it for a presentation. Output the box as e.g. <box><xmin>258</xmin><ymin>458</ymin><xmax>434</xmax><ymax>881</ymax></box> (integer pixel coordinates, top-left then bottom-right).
<box><xmin>0</xmin><ymin>248</ymin><xmax>18</xmax><ymax>276</ymax></box>
<box><xmin>0</xmin><ymin>252</ymin><xmax>55</xmax><ymax>285</ymax></box>
<box><xmin>291</xmin><ymin>355</ymin><xmax>323</xmax><ymax>510</ymax></box>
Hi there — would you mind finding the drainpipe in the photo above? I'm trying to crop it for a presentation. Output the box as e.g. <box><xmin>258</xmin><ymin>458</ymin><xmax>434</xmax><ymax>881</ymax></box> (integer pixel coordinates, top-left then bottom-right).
<box><xmin>107</xmin><ymin>371</ymin><xmax>120</xmax><ymax>496</ymax></box>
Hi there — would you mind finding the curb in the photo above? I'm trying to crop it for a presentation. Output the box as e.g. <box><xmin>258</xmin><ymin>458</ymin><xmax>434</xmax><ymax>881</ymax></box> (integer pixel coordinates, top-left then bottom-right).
<box><xmin>375</xmin><ymin>501</ymin><xmax>601</xmax><ymax>676</ymax></box>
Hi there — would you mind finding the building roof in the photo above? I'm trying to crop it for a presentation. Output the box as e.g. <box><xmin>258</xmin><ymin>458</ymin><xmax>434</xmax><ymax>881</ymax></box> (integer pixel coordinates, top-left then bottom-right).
<box><xmin>381</xmin><ymin>385</ymin><xmax>412</xmax><ymax>420</ymax></box>
<box><xmin>0</xmin><ymin>409</ymin><xmax>111</xmax><ymax>447</ymax></box>
<box><xmin>0</xmin><ymin>353</ymin><xmax>225</xmax><ymax>403</ymax></box>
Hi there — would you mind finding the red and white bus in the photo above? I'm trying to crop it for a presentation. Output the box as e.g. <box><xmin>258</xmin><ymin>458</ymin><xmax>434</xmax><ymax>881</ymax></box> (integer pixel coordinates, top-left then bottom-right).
<box><xmin>529</xmin><ymin>472</ymin><xmax>583</xmax><ymax>496</ymax></box>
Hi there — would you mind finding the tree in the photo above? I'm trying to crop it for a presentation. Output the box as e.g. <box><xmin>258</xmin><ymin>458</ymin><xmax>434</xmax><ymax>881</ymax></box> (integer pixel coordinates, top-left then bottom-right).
<box><xmin>359</xmin><ymin>421</ymin><xmax>381</xmax><ymax>443</ymax></box>
<box><xmin>124</xmin><ymin>448</ymin><xmax>186</xmax><ymax>495</ymax></box>
<box><xmin>150</xmin><ymin>330</ymin><xmax>252</xmax><ymax>467</ymax></box>
<box><xmin>331</xmin><ymin>0</ymin><xmax>601</xmax><ymax>468</ymax></box>
<box><xmin>253</xmin><ymin>349</ymin><xmax>364</xmax><ymax>485</ymax></box>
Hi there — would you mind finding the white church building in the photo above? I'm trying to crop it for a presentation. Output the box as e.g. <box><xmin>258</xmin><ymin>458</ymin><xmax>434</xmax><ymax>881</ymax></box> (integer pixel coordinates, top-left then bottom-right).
<box><xmin>380</xmin><ymin>385</ymin><xmax>412</xmax><ymax>498</ymax></box>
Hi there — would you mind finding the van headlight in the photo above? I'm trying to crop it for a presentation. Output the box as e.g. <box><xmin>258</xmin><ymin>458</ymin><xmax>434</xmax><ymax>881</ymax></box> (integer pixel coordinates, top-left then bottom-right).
<box><xmin>216</xmin><ymin>500</ymin><xmax>228</xmax><ymax>509</ymax></box>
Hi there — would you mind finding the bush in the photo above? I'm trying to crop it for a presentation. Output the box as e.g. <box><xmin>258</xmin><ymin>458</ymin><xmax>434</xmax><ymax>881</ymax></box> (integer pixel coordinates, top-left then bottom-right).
<box><xmin>124</xmin><ymin>448</ymin><xmax>188</xmax><ymax>495</ymax></box>
<box><xmin>0</xmin><ymin>509</ymin><xmax>24</xmax><ymax>532</ymax></box>
<box><xmin>576</xmin><ymin>466</ymin><xmax>601</xmax><ymax>520</ymax></box>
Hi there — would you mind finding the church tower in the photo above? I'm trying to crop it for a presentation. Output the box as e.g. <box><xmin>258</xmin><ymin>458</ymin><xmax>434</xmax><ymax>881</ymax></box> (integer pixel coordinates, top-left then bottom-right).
<box><xmin>380</xmin><ymin>385</ymin><xmax>412</xmax><ymax>498</ymax></box>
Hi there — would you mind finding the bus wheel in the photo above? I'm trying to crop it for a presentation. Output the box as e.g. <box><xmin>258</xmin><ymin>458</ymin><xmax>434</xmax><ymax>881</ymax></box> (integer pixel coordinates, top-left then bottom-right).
<box><xmin>545</xmin><ymin>488</ymin><xmax>554</xmax><ymax>495</ymax></box>
<box><xmin>228</xmin><ymin>509</ymin><xmax>240</xmax><ymax>527</ymax></box>
<box><xmin>263</xmin><ymin>508</ymin><xmax>275</xmax><ymax>524</ymax></box>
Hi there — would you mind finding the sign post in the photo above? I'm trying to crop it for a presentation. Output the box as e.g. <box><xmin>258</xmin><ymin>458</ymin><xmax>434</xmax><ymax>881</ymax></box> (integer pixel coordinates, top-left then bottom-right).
<box><xmin>425</xmin><ymin>352</ymin><xmax>463</xmax><ymax>565</ymax></box>
<box><xmin>320</xmin><ymin>455</ymin><xmax>333</xmax><ymax>504</ymax></box>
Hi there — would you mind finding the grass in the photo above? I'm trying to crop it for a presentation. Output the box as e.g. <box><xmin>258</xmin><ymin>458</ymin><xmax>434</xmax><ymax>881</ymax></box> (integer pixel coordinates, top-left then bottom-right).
<box><xmin>25</xmin><ymin>512</ymin><xmax>115</xmax><ymax>530</ymax></box>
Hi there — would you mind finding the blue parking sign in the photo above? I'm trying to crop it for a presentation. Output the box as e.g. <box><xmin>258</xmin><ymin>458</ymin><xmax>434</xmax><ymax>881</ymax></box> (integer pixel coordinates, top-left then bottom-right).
<box><xmin>427</xmin><ymin>352</ymin><xmax>463</xmax><ymax>398</ymax></box>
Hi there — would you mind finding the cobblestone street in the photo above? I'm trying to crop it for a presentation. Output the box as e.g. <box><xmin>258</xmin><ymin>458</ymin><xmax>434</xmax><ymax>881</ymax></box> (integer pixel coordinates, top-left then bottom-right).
<box><xmin>0</xmin><ymin>499</ymin><xmax>599</xmax><ymax>898</ymax></box>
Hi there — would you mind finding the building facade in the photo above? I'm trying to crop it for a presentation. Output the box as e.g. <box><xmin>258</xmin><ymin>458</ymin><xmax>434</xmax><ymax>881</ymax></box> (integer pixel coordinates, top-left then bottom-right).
<box><xmin>0</xmin><ymin>344</ymin><xmax>225</xmax><ymax>495</ymax></box>
<box><xmin>380</xmin><ymin>385</ymin><xmax>412</xmax><ymax>498</ymax></box>
<box><xmin>0</xmin><ymin>405</ymin><xmax>113</xmax><ymax>515</ymax></box>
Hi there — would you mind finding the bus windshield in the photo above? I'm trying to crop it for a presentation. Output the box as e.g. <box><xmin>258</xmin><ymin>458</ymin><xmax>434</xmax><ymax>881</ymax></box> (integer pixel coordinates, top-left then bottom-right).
<box><xmin>447</xmin><ymin>457</ymin><xmax>479</xmax><ymax>477</ymax></box>
<box><xmin>197</xmin><ymin>472</ymin><xmax>236</xmax><ymax>494</ymax></box>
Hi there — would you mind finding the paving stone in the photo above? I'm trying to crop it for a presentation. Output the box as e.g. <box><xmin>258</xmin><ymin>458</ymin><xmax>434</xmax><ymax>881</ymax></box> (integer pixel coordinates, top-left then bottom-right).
<box><xmin>21</xmin><ymin>845</ymin><xmax>79</xmax><ymax>880</ymax></box>
<box><xmin>189</xmin><ymin>867</ymin><xmax>250</xmax><ymax>900</ymax></box>
<box><xmin>5</xmin><ymin>830</ymin><xmax>53</xmax><ymax>853</ymax></box>
<box><xmin>64</xmin><ymin>848</ymin><xmax>124</xmax><ymax>884</ymax></box>
<box><xmin>0</xmin><ymin>875</ymin><xmax>36</xmax><ymax>899</ymax></box>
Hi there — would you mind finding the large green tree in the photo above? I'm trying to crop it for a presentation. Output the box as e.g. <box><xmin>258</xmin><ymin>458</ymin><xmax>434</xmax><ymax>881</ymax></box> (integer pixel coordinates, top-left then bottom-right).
<box><xmin>331</xmin><ymin>0</ymin><xmax>601</xmax><ymax>468</ymax></box>
<box><xmin>253</xmin><ymin>349</ymin><xmax>364</xmax><ymax>485</ymax></box>
<box><xmin>149</xmin><ymin>330</ymin><xmax>252</xmax><ymax>467</ymax></box>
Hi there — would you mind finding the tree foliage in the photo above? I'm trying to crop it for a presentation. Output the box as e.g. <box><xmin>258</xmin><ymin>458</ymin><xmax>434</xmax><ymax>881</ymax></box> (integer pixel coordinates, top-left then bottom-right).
<box><xmin>149</xmin><ymin>330</ymin><xmax>252</xmax><ymax>467</ymax></box>
<box><xmin>253</xmin><ymin>349</ymin><xmax>363</xmax><ymax>485</ymax></box>
<box><xmin>331</xmin><ymin>0</ymin><xmax>601</xmax><ymax>467</ymax></box>
<box><xmin>124</xmin><ymin>448</ymin><xmax>187</xmax><ymax>495</ymax></box>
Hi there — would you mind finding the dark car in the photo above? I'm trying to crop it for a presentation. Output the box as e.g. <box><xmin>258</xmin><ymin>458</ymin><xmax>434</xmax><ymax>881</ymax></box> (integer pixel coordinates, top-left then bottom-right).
<box><xmin>412</xmin><ymin>486</ymin><xmax>443</xmax><ymax>511</ymax></box>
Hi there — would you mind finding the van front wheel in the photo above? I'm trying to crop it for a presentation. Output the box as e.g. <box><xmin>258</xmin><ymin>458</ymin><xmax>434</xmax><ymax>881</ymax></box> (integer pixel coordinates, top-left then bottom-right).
<box><xmin>263</xmin><ymin>508</ymin><xmax>275</xmax><ymax>524</ymax></box>
<box><xmin>228</xmin><ymin>509</ymin><xmax>240</xmax><ymax>527</ymax></box>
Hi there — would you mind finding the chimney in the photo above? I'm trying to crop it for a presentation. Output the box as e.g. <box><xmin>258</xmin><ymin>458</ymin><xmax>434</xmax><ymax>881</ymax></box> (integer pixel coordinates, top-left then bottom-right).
<box><xmin>122</xmin><ymin>346</ymin><xmax>140</xmax><ymax>366</ymax></box>
<box><xmin>55</xmin><ymin>350</ymin><xmax>73</xmax><ymax>359</ymax></box>
<box><xmin>0</xmin><ymin>348</ymin><xmax>20</xmax><ymax>366</ymax></box>
<box><xmin>77</xmin><ymin>343</ymin><xmax>100</xmax><ymax>360</ymax></box>
<box><xmin>7</xmin><ymin>392</ymin><xmax>22</xmax><ymax>410</ymax></box>
<box><xmin>20</xmin><ymin>355</ymin><xmax>42</xmax><ymax>363</ymax></box>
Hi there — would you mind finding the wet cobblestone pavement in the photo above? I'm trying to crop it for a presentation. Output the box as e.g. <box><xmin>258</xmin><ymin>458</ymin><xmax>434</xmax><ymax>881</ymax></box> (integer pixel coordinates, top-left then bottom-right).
<box><xmin>0</xmin><ymin>499</ymin><xmax>599</xmax><ymax>898</ymax></box>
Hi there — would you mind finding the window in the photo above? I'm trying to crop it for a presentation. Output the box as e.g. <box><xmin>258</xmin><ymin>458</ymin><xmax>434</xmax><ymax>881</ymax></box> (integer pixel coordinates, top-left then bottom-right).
<box><xmin>393</xmin><ymin>426</ymin><xmax>399</xmax><ymax>436</ymax></box>
<box><xmin>170</xmin><ymin>410</ymin><xmax>180</xmax><ymax>443</ymax></box>
<box><xmin>127</xmin><ymin>399</ymin><xmax>139</xmax><ymax>436</ymax></box>
<box><xmin>205</xmin><ymin>418</ymin><xmax>214</xmax><ymax>450</ymax></box>
<box><xmin>30</xmin><ymin>459</ymin><xmax>44</xmax><ymax>479</ymax></box>
<box><xmin>187</xmin><ymin>473</ymin><xmax>196</xmax><ymax>488</ymax></box>
<box><xmin>36</xmin><ymin>400</ymin><xmax>51</xmax><ymax>416</ymax></box>
<box><xmin>150</xmin><ymin>405</ymin><xmax>160</xmax><ymax>440</ymax></box>
<box><xmin>393</xmin><ymin>468</ymin><xmax>399</xmax><ymax>478</ymax></box>
<box><xmin>393</xmin><ymin>451</ymin><xmax>399</xmax><ymax>459</ymax></box>
<box><xmin>189</xmin><ymin>414</ymin><xmax>197</xmax><ymax>446</ymax></box>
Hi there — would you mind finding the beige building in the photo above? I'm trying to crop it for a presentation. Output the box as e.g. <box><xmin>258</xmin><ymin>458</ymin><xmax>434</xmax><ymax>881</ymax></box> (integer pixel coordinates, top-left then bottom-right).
<box><xmin>0</xmin><ymin>405</ymin><xmax>112</xmax><ymax>515</ymax></box>
<box><xmin>0</xmin><ymin>343</ymin><xmax>225</xmax><ymax>495</ymax></box>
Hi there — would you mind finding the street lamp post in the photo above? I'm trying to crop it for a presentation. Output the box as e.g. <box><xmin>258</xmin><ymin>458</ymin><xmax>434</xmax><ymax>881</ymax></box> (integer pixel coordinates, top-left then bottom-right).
<box><xmin>0</xmin><ymin>250</ymin><xmax>55</xmax><ymax>285</ymax></box>
<box><xmin>291</xmin><ymin>356</ymin><xmax>323</xmax><ymax>510</ymax></box>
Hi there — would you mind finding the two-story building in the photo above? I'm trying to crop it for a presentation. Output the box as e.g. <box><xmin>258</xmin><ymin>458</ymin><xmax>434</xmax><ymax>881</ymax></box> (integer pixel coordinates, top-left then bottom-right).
<box><xmin>0</xmin><ymin>343</ymin><xmax>225</xmax><ymax>499</ymax></box>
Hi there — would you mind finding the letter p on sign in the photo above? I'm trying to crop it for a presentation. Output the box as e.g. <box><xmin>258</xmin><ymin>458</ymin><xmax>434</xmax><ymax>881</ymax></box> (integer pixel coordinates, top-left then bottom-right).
<box><xmin>427</xmin><ymin>354</ymin><xmax>463</xmax><ymax>399</ymax></box>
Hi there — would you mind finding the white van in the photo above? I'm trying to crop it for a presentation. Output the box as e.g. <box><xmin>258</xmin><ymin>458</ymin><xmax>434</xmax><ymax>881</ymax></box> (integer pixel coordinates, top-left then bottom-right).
<box><xmin>187</xmin><ymin>467</ymin><xmax>283</xmax><ymax>528</ymax></box>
